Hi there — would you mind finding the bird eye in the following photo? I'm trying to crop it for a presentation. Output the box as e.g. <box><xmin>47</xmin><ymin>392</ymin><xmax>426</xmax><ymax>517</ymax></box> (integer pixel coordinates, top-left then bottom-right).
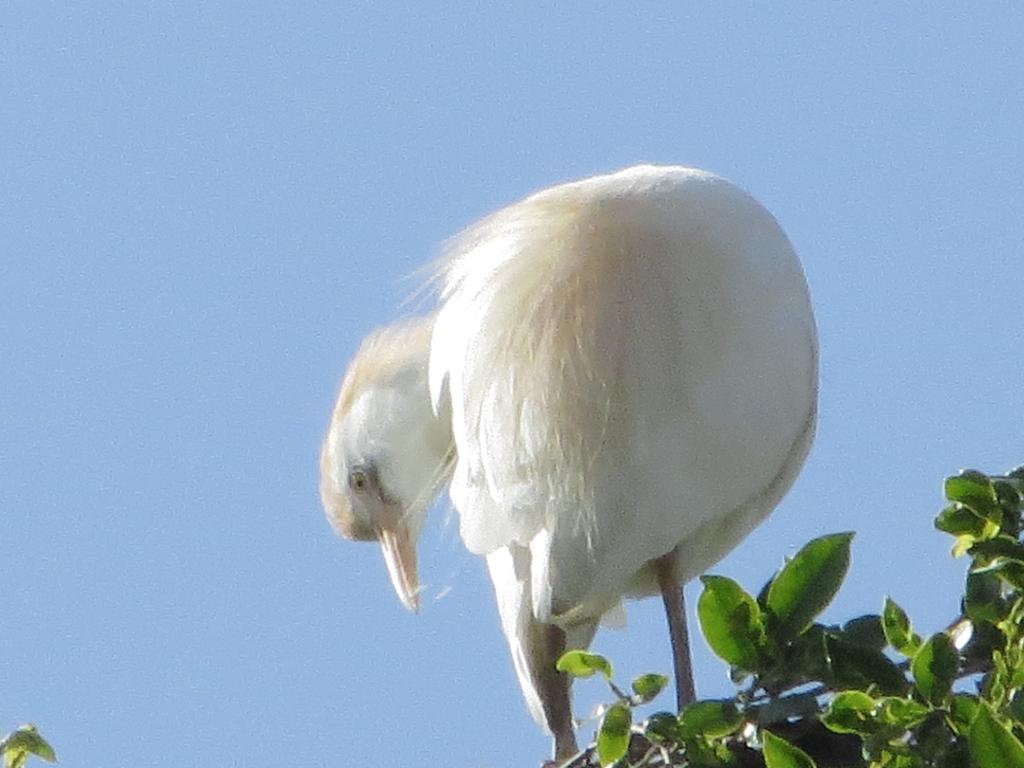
<box><xmin>348</xmin><ymin>468</ymin><xmax>370</xmax><ymax>493</ymax></box>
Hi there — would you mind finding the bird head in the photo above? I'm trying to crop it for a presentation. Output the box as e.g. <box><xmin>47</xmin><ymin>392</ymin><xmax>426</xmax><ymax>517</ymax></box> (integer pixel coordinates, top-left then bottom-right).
<box><xmin>319</xmin><ymin>317</ymin><xmax>452</xmax><ymax>612</ymax></box>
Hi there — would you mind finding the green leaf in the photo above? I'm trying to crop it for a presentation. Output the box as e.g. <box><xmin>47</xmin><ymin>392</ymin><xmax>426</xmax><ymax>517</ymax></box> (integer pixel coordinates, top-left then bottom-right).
<box><xmin>970</xmin><ymin>536</ymin><xmax>1024</xmax><ymax>565</ymax></box>
<box><xmin>556</xmin><ymin>650</ymin><xmax>613</xmax><ymax>680</ymax></box>
<box><xmin>698</xmin><ymin>575</ymin><xmax>765</xmax><ymax>669</ymax></box>
<box><xmin>915</xmin><ymin>712</ymin><xmax>958</xmax><ymax>761</ymax></box>
<box><xmin>763</xmin><ymin>730</ymin><xmax>817</xmax><ymax>768</ymax></box>
<box><xmin>822</xmin><ymin>690</ymin><xmax>878</xmax><ymax>734</ymax></box>
<box><xmin>936</xmin><ymin>504</ymin><xmax>994</xmax><ymax>538</ymax></box>
<box><xmin>883</xmin><ymin>597</ymin><xmax>921</xmax><ymax>656</ymax></box>
<box><xmin>965</xmin><ymin>571</ymin><xmax>1003</xmax><ymax>624</ymax></box>
<box><xmin>945</xmin><ymin>470</ymin><xmax>1000</xmax><ymax>522</ymax></box>
<box><xmin>597</xmin><ymin>702</ymin><xmax>631</xmax><ymax>766</ymax></box>
<box><xmin>631</xmin><ymin>673</ymin><xmax>669</xmax><ymax>704</ymax></box>
<box><xmin>842</xmin><ymin>614</ymin><xmax>887</xmax><ymax>650</ymax></box>
<box><xmin>877</xmin><ymin>696</ymin><xmax>929</xmax><ymax>728</ymax></box>
<box><xmin>953</xmin><ymin>534</ymin><xmax>977</xmax><ymax>558</ymax></box>
<box><xmin>756</xmin><ymin>573</ymin><xmax>774</xmax><ymax>608</ymax></box>
<box><xmin>825</xmin><ymin>632</ymin><xmax>908</xmax><ymax>695</ymax></box>
<box><xmin>935</xmin><ymin>503</ymin><xmax>993</xmax><ymax>538</ymax></box>
<box><xmin>785</xmin><ymin>623</ymin><xmax>830</xmax><ymax>684</ymax></box>
<box><xmin>875</xmin><ymin>752</ymin><xmax>925</xmax><ymax>768</ymax></box>
<box><xmin>985</xmin><ymin>561</ymin><xmax>1024</xmax><ymax>590</ymax></box>
<box><xmin>766</xmin><ymin>532</ymin><xmax>854</xmax><ymax>640</ymax></box>
<box><xmin>678</xmin><ymin>699</ymin><xmax>743</xmax><ymax>738</ymax></box>
<box><xmin>1010</xmin><ymin>691</ymin><xmax>1024</xmax><ymax>723</ymax></box>
<box><xmin>947</xmin><ymin>694</ymin><xmax>980</xmax><ymax>736</ymax></box>
<box><xmin>911</xmin><ymin>633</ymin><xmax>958</xmax><ymax>706</ymax></box>
<box><xmin>644</xmin><ymin>711</ymin><xmax>682</xmax><ymax>742</ymax></box>
<box><xmin>0</xmin><ymin>726</ymin><xmax>57</xmax><ymax>766</ymax></box>
<box><xmin>969</xmin><ymin>701</ymin><xmax>1024</xmax><ymax>768</ymax></box>
<box><xmin>749</xmin><ymin>691</ymin><xmax>820</xmax><ymax>727</ymax></box>
<box><xmin>995</xmin><ymin>480</ymin><xmax>1023</xmax><ymax>514</ymax></box>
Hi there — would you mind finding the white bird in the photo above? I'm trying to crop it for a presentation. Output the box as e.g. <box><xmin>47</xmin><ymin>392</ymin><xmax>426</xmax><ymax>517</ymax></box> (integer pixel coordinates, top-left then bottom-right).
<box><xmin>320</xmin><ymin>165</ymin><xmax>818</xmax><ymax>762</ymax></box>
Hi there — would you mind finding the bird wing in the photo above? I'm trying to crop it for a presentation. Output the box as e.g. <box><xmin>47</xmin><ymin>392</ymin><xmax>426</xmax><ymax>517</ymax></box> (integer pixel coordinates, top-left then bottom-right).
<box><xmin>486</xmin><ymin>544</ymin><xmax>599</xmax><ymax>732</ymax></box>
<box><xmin>431</xmin><ymin>165</ymin><xmax>817</xmax><ymax>622</ymax></box>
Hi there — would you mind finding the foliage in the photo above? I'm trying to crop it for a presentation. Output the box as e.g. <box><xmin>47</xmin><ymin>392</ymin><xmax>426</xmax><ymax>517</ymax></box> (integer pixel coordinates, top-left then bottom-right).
<box><xmin>557</xmin><ymin>465</ymin><xmax>1024</xmax><ymax>767</ymax></box>
<box><xmin>0</xmin><ymin>726</ymin><xmax>56</xmax><ymax>768</ymax></box>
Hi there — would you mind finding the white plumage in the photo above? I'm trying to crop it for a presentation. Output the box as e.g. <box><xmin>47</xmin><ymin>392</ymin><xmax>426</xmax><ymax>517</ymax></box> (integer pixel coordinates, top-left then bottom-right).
<box><xmin>321</xmin><ymin>165</ymin><xmax>818</xmax><ymax>761</ymax></box>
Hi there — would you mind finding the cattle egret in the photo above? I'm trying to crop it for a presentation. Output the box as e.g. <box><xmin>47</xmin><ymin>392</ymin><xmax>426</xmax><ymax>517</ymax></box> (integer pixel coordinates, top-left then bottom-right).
<box><xmin>320</xmin><ymin>165</ymin><xmax>818</xmax><ymax>762</ymax></box>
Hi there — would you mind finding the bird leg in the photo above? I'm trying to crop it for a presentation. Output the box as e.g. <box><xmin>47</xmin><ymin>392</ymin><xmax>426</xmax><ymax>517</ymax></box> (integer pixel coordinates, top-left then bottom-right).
<box><xmin>535</xmin><ymin>622</ymin><xmax>578</xmax><ymax>762</ymax></box>
<box><xmin>653</xmin><ymin>551</ymin><xmax>696</xmax><ymax>712</ymax></box>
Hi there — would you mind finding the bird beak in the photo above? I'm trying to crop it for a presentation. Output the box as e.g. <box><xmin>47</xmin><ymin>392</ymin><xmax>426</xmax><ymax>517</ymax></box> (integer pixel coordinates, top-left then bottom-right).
<box><xmin>379</xmin><ymin>522</ymin><xmax>420</xmax><ymax>613</ymax></box>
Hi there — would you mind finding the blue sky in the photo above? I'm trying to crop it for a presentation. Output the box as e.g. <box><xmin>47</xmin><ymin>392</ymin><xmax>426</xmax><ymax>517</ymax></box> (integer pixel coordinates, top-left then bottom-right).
<box><xmin>3</xmin><ymin>4</ymin><xmax>1023</xmax><ymax>766</ymax></box>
